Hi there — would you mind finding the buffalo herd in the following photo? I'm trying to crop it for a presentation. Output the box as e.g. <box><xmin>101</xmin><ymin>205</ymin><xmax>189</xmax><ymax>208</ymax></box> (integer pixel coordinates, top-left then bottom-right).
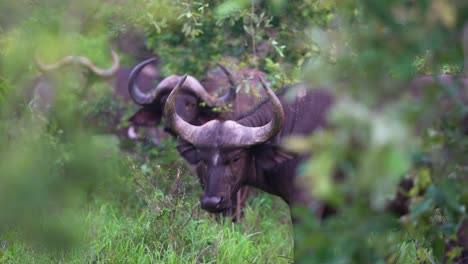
<box><xmin>30</xmin><ymin>45</ymin><xmax>467</xmax><ymax>260</ymax></box>
<box><xmin>126</xmin><ymin>60</ymin><xmax>467</xmax><ymax>260</ymax></box>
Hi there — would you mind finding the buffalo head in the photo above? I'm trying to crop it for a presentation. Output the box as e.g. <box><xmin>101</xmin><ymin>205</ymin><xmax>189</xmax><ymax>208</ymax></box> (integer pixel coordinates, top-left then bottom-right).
<box><xmin>165</xmin><ymin>75</ymin><xmax>285</xmax><ymax>212</ymax></box>
<box><xmin>127</xmin><ymin>59</ymin><xmax>235</xmax><ymax>136</ymax></box>
<box><xmin>32</xmin><ymin>51</ymin><xmax>120</xmax><ymax>113</ymax></box>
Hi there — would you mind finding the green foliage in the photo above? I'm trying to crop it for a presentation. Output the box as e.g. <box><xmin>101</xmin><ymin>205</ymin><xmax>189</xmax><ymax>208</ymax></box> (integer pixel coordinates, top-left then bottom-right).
<box><xmin>1</xmin><ymin>0</ymin><xmax>467</xmax><ymax>263</ymax></box>
<box><xmin>124</xmin><ymin>0</ymin><xmax>328</xmax><ymax>86</ymax></box>
<box><xmin>0</xmin><ymin>0</ymin><xmax>133</xmax><ymax>252</ymax></box>
<box><xmin>286</xmin><ymin>0</ymin><xmax>468</xmax><ymax>262</ymax></box>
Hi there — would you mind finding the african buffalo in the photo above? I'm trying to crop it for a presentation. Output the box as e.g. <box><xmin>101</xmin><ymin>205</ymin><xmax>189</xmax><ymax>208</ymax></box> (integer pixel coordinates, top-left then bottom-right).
<box><xmin>106</xmin><ymin>58</ymin><xmax>161</xmax><ymax>142</ymax></box>
<box><xmin>36</xmin><ymin>51</ymin><xmax>164</xmax><ymax>143</ymax></box>
<box><xmin>165</xmin><ymin>75</ymin><xmax>333</xmax><ymax>216</ymax></box>
<box><xmin>34</xmin><ymin>51</ymin><xmax>162</xmax><ymax>144</ymax></box>
<box><xmin>128</xmin><ymin>60</ymin><xmax>271</xmax><ymax>219</ymax></box>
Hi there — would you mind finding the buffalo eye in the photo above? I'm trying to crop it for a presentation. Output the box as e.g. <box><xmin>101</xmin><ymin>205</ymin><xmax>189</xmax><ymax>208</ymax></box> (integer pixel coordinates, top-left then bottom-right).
<box><xmin>231</xmin><ymin>156</ymin><xmax>240</xmax><ymax>163</ymax></box>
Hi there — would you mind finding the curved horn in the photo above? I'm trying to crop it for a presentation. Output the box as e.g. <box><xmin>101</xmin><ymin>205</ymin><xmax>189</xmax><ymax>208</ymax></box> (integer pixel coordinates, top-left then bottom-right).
<box><xmin>158</xmin><ymin>64</ymin><xmax>237</xmax><ymax>107</ymax></box>
<box><xmin>216</xmin><ymin>63</ymin><xmax>236</xmax><ymax>103</ymax></box>
<box><xmin>76</xmin><ymin>50</ymin><xmax>120</xmax><ymax>77</ymax></box>
<box><xmin>165</xmin><ymin>76</ymin><xmax>285</xmax><ymax>147</ymax></box>
<box><xmin>249</xmin><ymin>77</ymin><xmax>285</xmax><ymax>143</ymax></box>
<box><xmin>164</xmin><ymin>74</ymin><xmax>201</xmax><ymax>143</ymax></box>
<box><xmin>128</xmin><ymin>57</ymin><xmax>159</xmax><ymax>105</ymax></box>
<box><xmin>128</xmin><ymin>58</ymin><xmax>225</xmax><ymax>106</ymax></box>
<box><xmin>35</xmin><ymin>54</ymin><xmax>76</xmax><ymax>72</ymax></box>
<box><xmin>35</xmin><ymin>50</ymin><xmax>120</xmax><ymax>77</ymax></box>
<box><xmin>155</xmin><ymin>75</ymin><xmax>223</xmax><ymax>107</ymax></box>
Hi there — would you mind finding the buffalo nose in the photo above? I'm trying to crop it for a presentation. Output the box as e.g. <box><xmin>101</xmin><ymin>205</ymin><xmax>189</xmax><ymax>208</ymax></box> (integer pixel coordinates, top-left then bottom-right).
<box><xmin>201</xmin><ymin>196</ymin><xmax>222</xmax><ymax>211</ymax></box>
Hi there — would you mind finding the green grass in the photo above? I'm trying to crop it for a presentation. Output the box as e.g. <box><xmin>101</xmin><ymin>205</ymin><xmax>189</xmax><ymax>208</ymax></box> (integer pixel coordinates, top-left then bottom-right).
<box><xmin>0</xmin><ymin>190</ymin><xmax>293</xmax><ymax>263</ymax></box>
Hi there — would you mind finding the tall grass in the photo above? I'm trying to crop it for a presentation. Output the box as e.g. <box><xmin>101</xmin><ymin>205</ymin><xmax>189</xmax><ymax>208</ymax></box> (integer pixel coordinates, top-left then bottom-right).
<box><xmin>0</xmin><ymin>153</ymin><xmax>293</xmax><ymax>264</ymax></box>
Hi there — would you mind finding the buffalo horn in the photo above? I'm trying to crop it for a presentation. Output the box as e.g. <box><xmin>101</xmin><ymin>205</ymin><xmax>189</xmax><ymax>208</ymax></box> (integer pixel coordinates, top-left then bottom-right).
<box><xmin>35</xmin><ymin>50</ymin><xmax>120</xmax><ymax>77</ymax></box>
<box><xmin>129</xmin><ymin>60</ymin><xmax>233</xmax><ymax>106</ymax></box>
<box><xmin>127</xmin><ymin>57</ymin><xmax>159</xmax><ymax>105</ymax></box>
<box><xmin>216</xmin><ymin>63</ymin><xmax>236</xmax><ymax>103</ymax></box>
<box><xmin>165</xmin><ymin>76</ymin><xmax>285</xmax><ymax>147</ymax></box>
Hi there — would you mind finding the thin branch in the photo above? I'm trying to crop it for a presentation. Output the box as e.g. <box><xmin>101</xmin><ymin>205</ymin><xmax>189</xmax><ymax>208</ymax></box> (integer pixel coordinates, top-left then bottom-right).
<box><xmin>250</xmin><ymin>0</ymin><xmax>257</xmax><ymax>68</ymax></box>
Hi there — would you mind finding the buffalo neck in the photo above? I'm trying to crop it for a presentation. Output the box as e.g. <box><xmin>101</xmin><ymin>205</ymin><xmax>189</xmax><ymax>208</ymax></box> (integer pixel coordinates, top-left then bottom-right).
<box><xmin>243</xmin><ymin>153</ymin><xmax>302</xmax><ymax>205</ymax></box>
<box><xmin>244</xmin><ymin>155</ymin><xmax>278</xmax><ymax>197</ymax></box>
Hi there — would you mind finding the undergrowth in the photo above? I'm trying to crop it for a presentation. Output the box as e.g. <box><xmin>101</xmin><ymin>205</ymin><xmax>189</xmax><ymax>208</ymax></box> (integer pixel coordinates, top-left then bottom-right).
<box><xmin>0</xmin><ymin>152</ymin><xmax>293</xmax><ymax>264</ymax></box>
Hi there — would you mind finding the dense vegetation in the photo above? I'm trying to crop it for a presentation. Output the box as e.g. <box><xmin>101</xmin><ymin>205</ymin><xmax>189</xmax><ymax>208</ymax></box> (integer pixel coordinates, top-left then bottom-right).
<box><xmin>0</xmin><ymin>0</ymin><xmax>466</xmax><ymax>263</ymax></box>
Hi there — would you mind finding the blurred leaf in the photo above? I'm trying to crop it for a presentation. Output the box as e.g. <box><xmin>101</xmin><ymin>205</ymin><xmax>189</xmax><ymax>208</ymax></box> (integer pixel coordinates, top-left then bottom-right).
<box><xmin>429</xmin><ymin>0</ymin><xmax>456</xmax><ymax>28</ymax></box>
<box><xmin>215</xmin><ymin>0</ymin><xmax>249</xmax><ymax>20</ymax></box>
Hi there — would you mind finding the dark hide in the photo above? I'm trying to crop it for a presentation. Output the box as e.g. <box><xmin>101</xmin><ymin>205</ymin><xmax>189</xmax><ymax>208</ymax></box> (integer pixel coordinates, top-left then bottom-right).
<box><xmin>200</xmin><ymin>67</ymin><xmax>268</xmax><ymax>119</ymax></box>
<box><xmin>236</xmin><ymin>87</ymin><xmax>333</xmax><ymax>207</ymax></box>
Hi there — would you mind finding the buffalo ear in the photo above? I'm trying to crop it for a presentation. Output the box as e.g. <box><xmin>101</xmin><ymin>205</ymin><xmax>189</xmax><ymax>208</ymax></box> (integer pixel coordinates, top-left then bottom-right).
<box><xmin>255</xmin><ymin>145</ymin><xmax>294</xmax><ymax>170</ymax></box>
<box><xmin>128</xmin><ymin>106</ymin><xmax>162</xmax><ymax>127</ymax></box>
<box><xmin>176</xmin><ymin>141</ymin><xmax>200</xmax><ymax>165</ymax></box>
